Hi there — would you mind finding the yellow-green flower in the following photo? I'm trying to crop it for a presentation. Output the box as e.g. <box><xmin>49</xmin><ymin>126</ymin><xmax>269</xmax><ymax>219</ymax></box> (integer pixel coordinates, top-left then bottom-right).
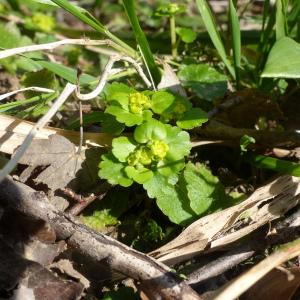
<box><xmin>149</xmin><ymin>140</ymin><xmax>169</xmax><ymax>159</ymax></box>
<box><xmin>129</xmin><ymin>92</ymin><xmax>151</xmax><ymax>114</ymax></box>
<box><xmin>31</xmin><ymin>13</ymin><xmax>55</xmax><ymax>32</ymax></box>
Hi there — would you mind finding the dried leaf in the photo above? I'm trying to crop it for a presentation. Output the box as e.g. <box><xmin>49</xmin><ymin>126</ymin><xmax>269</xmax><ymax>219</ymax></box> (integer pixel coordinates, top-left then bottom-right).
<box><xmin>18</xmin><ymin>134</ymin><xmax>104</xmax><ymax>191</ymax></box>
<box><xmin>157</xmin><ymin>61</ymin><xmax>186</xmax><ymax>96</ymax></box>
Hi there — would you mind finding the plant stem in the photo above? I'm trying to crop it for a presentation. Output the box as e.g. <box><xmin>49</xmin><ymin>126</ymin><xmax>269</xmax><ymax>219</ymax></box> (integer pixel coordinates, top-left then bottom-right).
<box><xmin>170</xmin><ymin>16</ymin><xmax>177</xmax><ymax>58</ymax></box>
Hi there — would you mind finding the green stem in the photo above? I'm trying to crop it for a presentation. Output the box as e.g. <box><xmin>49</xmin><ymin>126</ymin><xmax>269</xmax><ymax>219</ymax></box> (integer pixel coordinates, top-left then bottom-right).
<box><xmin>170</xmin><ymin>16</ymin><xmax>177</xmax><ymax>58</ymax></box>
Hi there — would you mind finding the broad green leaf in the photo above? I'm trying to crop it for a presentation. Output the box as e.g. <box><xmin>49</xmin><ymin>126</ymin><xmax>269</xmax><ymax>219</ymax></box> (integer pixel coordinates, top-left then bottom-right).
<box><xmin>144</xmin><ymin>173</ymin><xmax>196</xmax><ymax>225</ymax></box>
<box><xmin>105</xmin><ymin>105</ymin><xmax>144</xmax><ymax>127</ymax></box>
<box><xmin>134</xmin><ymin>119</ymin><xmax>167</xmax><ymax>143</ymax></box>
<box><xmin>261</xmin><ymin>37</ymin><xmax>300</xmax><ymax>78</ymax></box>
<box><xmin>195</xmin><ymin>0</ymin><xmax>235</xmax><ymax>78</ymax></box>
<box><xmin>105</xmin><ymin>82</ymin><xmax>135</xmax><ymax>100</ymax></box>
<box><xmin>276</xmin><ymin>0</ymin><xmax>288</xmax><ymax>40</ymax></box>
<box><xmin>164</xmin><ymin>125</ymin><xmax>191</xmax><ymax>161</ymax></box>
<box><xmin>178</xmin><ymin>64</ymin><xmax>227</xmax><ymax>101</ymax></box>
<box><xmin>99</xmin><ymin>153</ymin><xmax>133</xmax><ymax>187</ymax></box>
<box><xmin>51</xmin><ymin>0</ymin><xmax>135</xmax><ymax>57</ymax></box>
<box><xmin>122</xmin><ymin>0</ymin><xmax>161</xmax><ymax>84</ymax></box>
<box><xmin>176</xmin><ymin>27</ymin><xmax>197</xmax><ymax>43</ymax></box>
<box><xmin>176</xmin><ymin>108</ymin><xmax>208</xmax><ymax>129</ymax></box>
<box><xmin>124</xmin><ymin>166</ymin><xmax>153</xmax><ymax>184</ymax></box>
<box><xmin>112</xmin><ymin>137</ymin><xmax>137</xmax><ymax>162</ymax></box>
<box><xmin>229</xmin><ymin>0</ymin><xmax>241</xmax><ymax>87</ymax></box>
<box><xmin>184</xmin><ymin>163</ymin><xmax>227</xmax><ymax>215</ymax></box>
<box><xmin>38</xmin><ymin>60</ymin><xmax>96</xmax><ymax>85</ymax></box>
<box><xmin>151</xmin><ymin>91</ymin><xmax>175</xmax><ymax>114</ymax></box>
<box><xmin>247</xmin><ymin>154</ymin><xmax>300</xmax><ymax>177</ymax></box>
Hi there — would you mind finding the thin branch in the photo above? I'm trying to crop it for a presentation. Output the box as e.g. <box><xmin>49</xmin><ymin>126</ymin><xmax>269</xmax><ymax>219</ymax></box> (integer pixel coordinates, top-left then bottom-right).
<box><xmin>0</xmin><ymin>87</ymin><xmax>55</xmax><ymax>101</ymax></box>
<box><xmin>186</xmin><ymin>245</ymin><xmax>255</xmax><ymax>285</ymax></box>
<box><xmin>0</xmin><ymin>39</ymin><xmax>114</xmax><ymax>60</ymax></box>
<box><xmin>74</xmin><ymin>56</ymin><xmax>118</xmax><ymax>101</ymax></box>
<box><xmin>0</xmin><ymin>83</ymin><xmax>76</xmax><ymax>183</ymax></box>
<box><xmin>75</xmin><ymin>55</ymin><xmax>152</xmax><ymax>101</ymax></box>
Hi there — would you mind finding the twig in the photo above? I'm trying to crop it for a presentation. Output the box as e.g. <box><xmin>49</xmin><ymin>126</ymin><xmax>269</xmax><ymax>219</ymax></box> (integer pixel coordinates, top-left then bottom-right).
<box><xmin>0</xmin><ymin>87</ymin><xmax>55</xmax><ymax>101</ymax></box>
<box><xmin>0</xmin><ymin>83</ymin><xmax>77</xmax><ymax>183</ymax></box>
<box><xmin>75</xmin><ymin>55</ymin><xmax>151</xmax><ymax>101</ymax></box>
<box><xmin>186</xmin><ymin>245</ymin><xmax>255</xmax><ymax>285</ymax></box>
<box><xmin>0</xmin><ymin>178</ymin><xmax>201</xmax><ymax>300</ymax></box>
<box><xmin>0</xmin><ymin>39</ymin><xmax>114</xmax><ymax>60</ymax></box>
<box><xmin>74</xmin><ymin>56</ymin><xmax>118</xmax><ymax>101</ymax></box>
<box><xmin>213</xmin><ymin>238</ymin><xmax>300</xmax><ymax>300</ymax></box>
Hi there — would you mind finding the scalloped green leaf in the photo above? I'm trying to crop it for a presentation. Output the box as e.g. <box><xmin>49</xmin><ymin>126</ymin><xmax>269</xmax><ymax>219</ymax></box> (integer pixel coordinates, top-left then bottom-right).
<box><xmin>99</xmin><ymin>153</ymin><xmax>133</xmax><ymax>187</ymax></box>
<box><xmin>144</xmin><ymin>173</ymin><xmax>196</xmax><ymax>225</ymax></box>
<box><xmin>178</xmin><ymin>64</ymin><xmax>227</xmax><ymax>101</ymax></box>
<box><xmin>164</xmin><ymin>125</ymin><xmax>191</xmax><ymax>161</ymax></box>
<box><xmin>105</xmin><ymin>105</ymin><xmax>143</xmax><ymax>127</ymax></box>
<box><xmin>112</xmin><ymin>137</ymin><xmax>137</xmax><ymax>162</ymax></box>
<box><xmin>105</xmin><ymin>82</ymin><xmax>135</xmax><ymax>103</ymax></box>
<box><xmin>156</xmin><ymin>158</ymin><xmax>185</xmax><ymax>177</ymax></box>
<box><xmin>151</xmin><ymin>91</ymin><xmax>175</xmax><ymax>114</ymax></box>
<box><xmin>176</xmin><ymin>107</ymin><xmax>208</xmax><ymax>129</ymax></box>
<box><xmin>261</xmin><ymin>37</ymin><xmax>300</xmax><ymax>78</ymax></box>
<box><xmin>184</xmin><ymin>162</ymin><xmax>227</xmax><ymax>215</ymax></box>
<box><xmin>125</xmin><ymin>166</ymin><xmax>153</xmax><ymax>184</ymax></box>
<box><xmin>134</xmin><ymin>119</ymin><xmax>167</xmax><ymax>143</ymax></box>
<box><xmin>176</xmin><ymin>27</ymin><xmax>197</xmax><ymax>43</ymax></box>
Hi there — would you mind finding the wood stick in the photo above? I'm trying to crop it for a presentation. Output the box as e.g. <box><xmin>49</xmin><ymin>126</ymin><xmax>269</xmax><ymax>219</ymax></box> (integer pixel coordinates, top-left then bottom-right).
<box><xmin>0</xmin><ymin>177</ymin><xmax>201</xmax><ymax>300</ymax></box>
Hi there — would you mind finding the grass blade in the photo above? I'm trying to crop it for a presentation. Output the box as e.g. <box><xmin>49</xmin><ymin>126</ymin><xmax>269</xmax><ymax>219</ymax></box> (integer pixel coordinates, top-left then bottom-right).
<box><xmin>50</xmin><ymin>0</ymin><xmax>136</xmax><ymax>57</ymax></box>
<box><xmin>288</xmin><ymin>0</ymin><xmax>300</xmax><ymax>35</ymax></box>
<box><xmin>195</xmin><ymin>0</ymin><xmax>235</xmax><ymax>79</ymax></box>
<box><xmin>228</xmin><ymin>0</ymin><xmax>241</xmax><ymax>88</ymax></box>
<box><xmin>247</xmin><ymin>154</ymin><xmax>300</xmax><ymax>177</ymax></box>
<box><xmin>122</xmin><ymin>0</ymin><xmax>161</xmax><ymax>85</ymax></box>
<box><xmin>276</xmin><ymin>0</ymin><xmax>288</xmax><ymax>40</ymax></box>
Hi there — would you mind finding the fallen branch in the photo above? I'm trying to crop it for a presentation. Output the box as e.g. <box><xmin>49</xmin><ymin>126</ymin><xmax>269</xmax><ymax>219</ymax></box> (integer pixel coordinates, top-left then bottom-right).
<box><xmin>0</xmin><ymin>177</ymin><xmax>201</xmax><ymax>300</ymax></box>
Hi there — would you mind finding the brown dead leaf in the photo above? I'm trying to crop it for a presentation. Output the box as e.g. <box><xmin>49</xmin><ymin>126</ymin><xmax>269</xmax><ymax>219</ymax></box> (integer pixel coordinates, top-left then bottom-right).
<box><xmin>242</xmin><ymin>267</ymin><xmax>300</xmax><ymax>300</ymax></box>
<box><xmin>17</xmin><ymin>134</ymin><xmax>104</xmax><ymax>191</ymax></box>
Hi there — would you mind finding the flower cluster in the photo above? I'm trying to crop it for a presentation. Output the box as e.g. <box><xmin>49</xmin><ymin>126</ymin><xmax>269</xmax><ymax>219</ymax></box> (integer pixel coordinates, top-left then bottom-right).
<box><xmin>99</xmin><ymin>119</ymin><xmax>191</xmax><ymax>187</ymax></box>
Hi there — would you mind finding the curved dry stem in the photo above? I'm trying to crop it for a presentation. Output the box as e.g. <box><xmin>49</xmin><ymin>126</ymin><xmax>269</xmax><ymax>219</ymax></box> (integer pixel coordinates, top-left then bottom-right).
<box><xmin>0</xmin><ymin>39</ymin><xmax>113</xmax><ymax>60</ymax></box>
<box><xmin>0</xmin><ymin>87</ymin><xmax>55</xmax><ymax>101</ymax></box>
